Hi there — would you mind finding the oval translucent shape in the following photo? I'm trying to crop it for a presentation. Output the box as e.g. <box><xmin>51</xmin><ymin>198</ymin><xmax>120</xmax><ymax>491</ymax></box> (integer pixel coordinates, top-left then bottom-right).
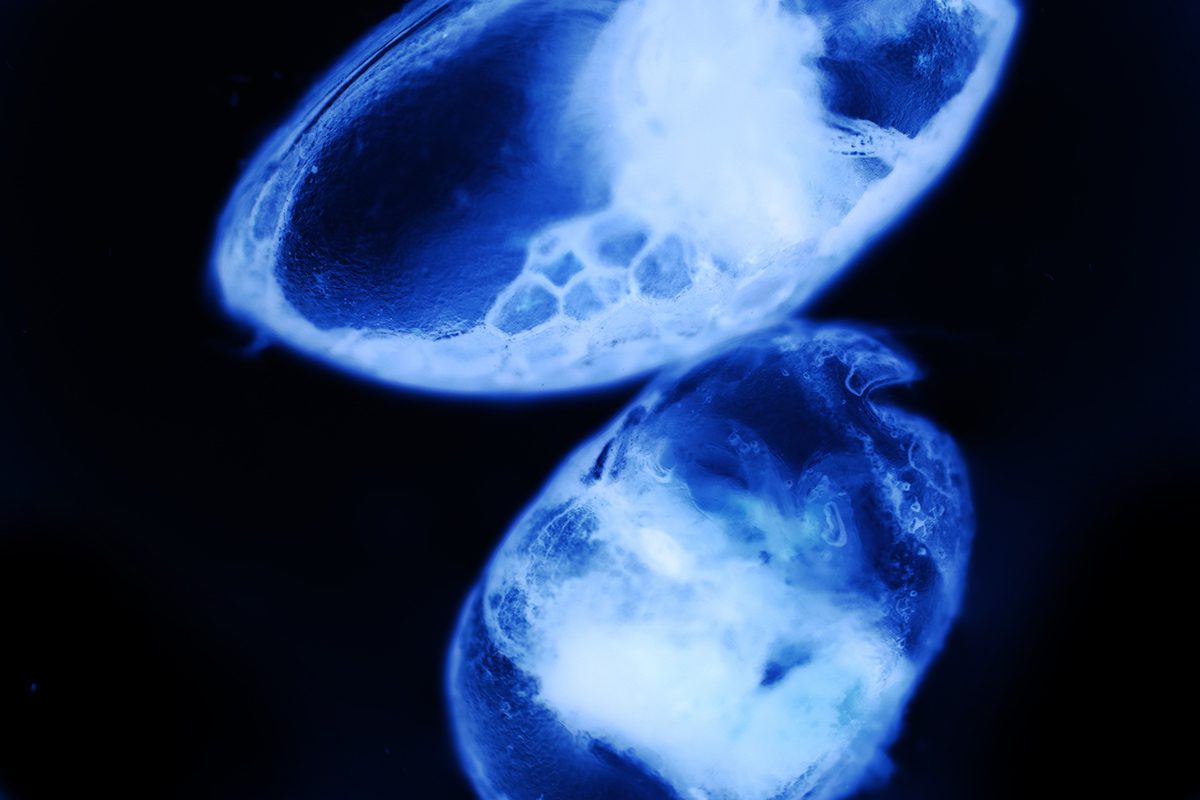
<box><xmin>447</xmin><ymin>323</ymin><xmax>973</xmax><ymax>799</ymax></box>
<box><xmin>212</xmin><ymin>0</ymin><xmax>1016</xmax><ymax>393</ymax></box>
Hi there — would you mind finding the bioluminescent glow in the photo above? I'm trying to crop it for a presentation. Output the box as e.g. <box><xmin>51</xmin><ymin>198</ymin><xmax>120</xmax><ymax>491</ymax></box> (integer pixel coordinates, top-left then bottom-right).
<box><xmin>447</xmin><ymin>323</ymin><xmax>973</xmax><ymax>800</ymax></box>
<box><xmin>212</xmin><ymin>0</ymin><xmax>1016</xmax><ymax>394</ymax></box>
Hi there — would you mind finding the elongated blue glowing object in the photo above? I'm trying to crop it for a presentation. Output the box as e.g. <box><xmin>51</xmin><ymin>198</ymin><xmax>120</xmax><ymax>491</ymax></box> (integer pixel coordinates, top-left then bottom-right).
<box><xmin>211</xmin><ymin>0</ymin><xmax>1016</xmax><ymax>394</ymax></box>
<box><xmin>447</xmin><ymin>323</ymin><xmax>973</xmax><ymax>800</ymax></box>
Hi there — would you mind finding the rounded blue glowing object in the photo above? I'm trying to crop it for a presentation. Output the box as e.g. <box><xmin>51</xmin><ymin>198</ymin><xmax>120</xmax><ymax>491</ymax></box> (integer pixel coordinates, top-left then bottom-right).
<box><xmin>447</xmin><ymin>323</ymin><xmax>973</xmax><ymax>800</ymax></box>
<box><xmin>212</xmin><ymin>0</ymin><xmax>1016</xmax><ymax>394</ymax></box>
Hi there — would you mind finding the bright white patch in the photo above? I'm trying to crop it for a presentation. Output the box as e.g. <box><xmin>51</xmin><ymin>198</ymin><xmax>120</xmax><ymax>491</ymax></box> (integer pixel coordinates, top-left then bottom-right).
<box><xmin>487</xmin><ymin>472</ymin><xmax>910</xmax><ymax>800</ymax></box>
<box><xmin>636</xmin><ymin>527</ymin><xmax>692</xmax><ymax>578</ymax></box>
<box><xmin>213</xmin><ymin>0</ymin><xmax>1019</xmax><ymax>393</ymax></box>
<box><xmin>453</xmin><ymin>324</ymin><xmax>974</xmax><ymax>799</ymax></box>
<box><xmin>588</xmin><ymin>0</ymin><xmax>844</xmax><ymax>259</ymax></box>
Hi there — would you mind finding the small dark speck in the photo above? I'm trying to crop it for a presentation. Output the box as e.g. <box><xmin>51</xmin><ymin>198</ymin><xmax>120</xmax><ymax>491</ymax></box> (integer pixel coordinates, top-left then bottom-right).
<box><xmin>588</xmin><ymin>440</ymin><xmax>612</xmax><ymax>482</ymax></box>
<box><xmin>760</xmin><ymin>662</ymin><xmax>785</xmax><ymax>687</ymax></box>
<box><xmin>759</xmin><ymin>550</ymin><xmax>771</xmax><ymax>564</ymax></box>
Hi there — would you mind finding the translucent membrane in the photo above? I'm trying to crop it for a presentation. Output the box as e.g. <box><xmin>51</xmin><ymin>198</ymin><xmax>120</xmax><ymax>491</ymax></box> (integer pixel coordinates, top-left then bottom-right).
<box><xmin>447</xmin><ymin>323</ymin><xmax>974</xmax><ymax>800</ymax></box>
<box><xmin>212</xmin><ymin>0</ymin><xmax>1017</xmax><ymax>394</ymax></box>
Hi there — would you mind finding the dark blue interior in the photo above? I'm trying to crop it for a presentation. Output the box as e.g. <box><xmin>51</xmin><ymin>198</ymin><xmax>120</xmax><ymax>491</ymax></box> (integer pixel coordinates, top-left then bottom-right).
<box><xmin>818</xmin><ymin>3</ymin><xmax>982</xmax><ymax>136</ymax></box>
<box><xmin>645</xmin><ymin>332</ymin><xmax>962</xmax><ymax>655</ymax></box>
<box><xmin>276</xmin><ymin>7</ymin><xmax>605</xmax><ymax>336</ymax></box>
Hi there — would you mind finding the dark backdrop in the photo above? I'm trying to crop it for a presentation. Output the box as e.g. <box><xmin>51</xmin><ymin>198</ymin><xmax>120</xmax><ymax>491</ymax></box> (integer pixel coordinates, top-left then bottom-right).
<box><xmin>1</xmin><ymin>2</ymin><xmax>1197</xmax><ymax>798</ymax></box>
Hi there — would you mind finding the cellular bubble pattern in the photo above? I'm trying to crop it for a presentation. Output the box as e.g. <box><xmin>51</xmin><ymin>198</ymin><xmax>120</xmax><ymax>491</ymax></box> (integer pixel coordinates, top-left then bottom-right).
<box><xmin>446</xmin><ymin>323</ymin><xmax>974</xmax><ymax>800</ymax></box>
<box><xmin>212</xmin><ymin>0</ymin><xmax>1016</xmax><ymax>394</ymax></box>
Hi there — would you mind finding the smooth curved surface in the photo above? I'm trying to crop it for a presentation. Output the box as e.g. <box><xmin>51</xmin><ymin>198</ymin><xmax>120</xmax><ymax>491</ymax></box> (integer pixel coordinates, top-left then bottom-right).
<box><xmin>447</xmin><ymin>323</ymin><xmax>974</xmax><ymax>799</ymax></box>
<box><xmin>212</xmin><ymin>0</ymin><xmax>1017</xmax><ymax>394</ymax></box>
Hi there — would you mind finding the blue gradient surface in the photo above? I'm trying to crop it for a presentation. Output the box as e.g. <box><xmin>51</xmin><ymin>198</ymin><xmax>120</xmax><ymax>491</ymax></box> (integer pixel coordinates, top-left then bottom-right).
<box><xmin>212</xmin><ymin>0</ymin><xmax>1016</xmax><ymax>394</ymax></box>
<box><xmin>447</xmin><ymin>323</ymin><xmax>973</xmax><ymax>800</ymax></box>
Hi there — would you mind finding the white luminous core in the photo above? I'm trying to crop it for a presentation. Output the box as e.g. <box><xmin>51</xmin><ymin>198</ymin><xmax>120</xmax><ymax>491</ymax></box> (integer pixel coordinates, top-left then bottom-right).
<box><xmin>450</xmin><ymin>325</ymin><xmax>975</xmax><ymax>799</ymax></box>
<box><xmin>522</xmin><ymin>489</ymin><xmax>909</xmax><ymax>799</ymax></box>
<box><xmin>213</xmin><ymin>0</ymin><xmax>1017</xmax><ymax>393</ymax></box>
<box><xmin>591</xmin><ymin>0</ymin><xmax>842</xmax><ymax>258</ymax></box>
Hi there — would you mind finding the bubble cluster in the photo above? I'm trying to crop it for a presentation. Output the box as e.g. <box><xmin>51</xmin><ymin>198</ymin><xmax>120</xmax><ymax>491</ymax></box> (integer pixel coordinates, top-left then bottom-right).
<box><xmin>211</xmin><ymin>0</ymin><xmax>1016</xmax><ymax>393</ymax></box>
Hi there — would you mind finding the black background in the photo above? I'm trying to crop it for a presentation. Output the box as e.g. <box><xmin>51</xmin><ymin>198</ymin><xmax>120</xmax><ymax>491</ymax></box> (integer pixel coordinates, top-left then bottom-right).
<box><xmin>2</xmin><ymin>1</ymin><xmax>1198</xmax><ymax>798</ymax></box>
